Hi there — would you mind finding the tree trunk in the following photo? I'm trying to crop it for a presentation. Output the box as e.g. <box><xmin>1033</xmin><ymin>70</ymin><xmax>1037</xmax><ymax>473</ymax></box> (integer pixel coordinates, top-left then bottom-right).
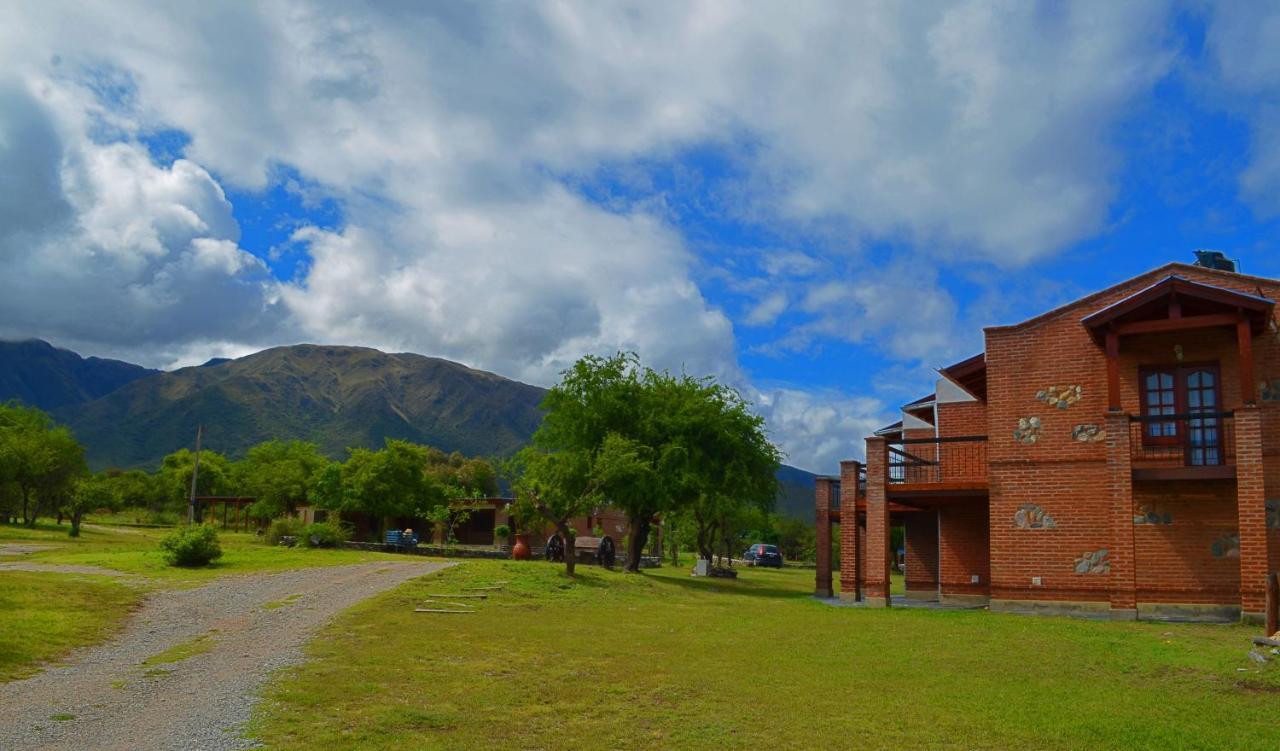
<box><xmin>69</xmin><ymin>511</ymin><xmax>82</xmax><ymax>538</ymax></box>
<box><xmin>558</xmin><ymin>524</ymin><xmax>576</xmax><ymax>576</ymax></box>
<box><xmin>21</xmin><ymin>487</ymin><xmax>31</xmax><ymax>527</ymax></box>
<box><xmin>625</xmin><ymin>515</ymin><xmax>651</xmax><ymax>573</ymax></box>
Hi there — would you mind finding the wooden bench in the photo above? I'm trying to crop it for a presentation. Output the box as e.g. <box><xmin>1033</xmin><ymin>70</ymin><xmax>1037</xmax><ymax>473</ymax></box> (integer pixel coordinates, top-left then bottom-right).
<box><xmin>385</xmin><ymin>530</ymin><xmax>419</xmax><ymax>552</ymax></box>
<box><xmin>543</xmin><ymin>534</ymin><xmax>616</xmax><ymax>567</ymax></box>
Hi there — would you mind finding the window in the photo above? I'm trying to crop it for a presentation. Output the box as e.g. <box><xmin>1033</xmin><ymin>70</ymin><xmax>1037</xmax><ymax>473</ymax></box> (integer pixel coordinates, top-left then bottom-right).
<box><xmin>1138</xmin><ymin>364</ymin><xmax>1223</xmax><ymax>465</ymax></box>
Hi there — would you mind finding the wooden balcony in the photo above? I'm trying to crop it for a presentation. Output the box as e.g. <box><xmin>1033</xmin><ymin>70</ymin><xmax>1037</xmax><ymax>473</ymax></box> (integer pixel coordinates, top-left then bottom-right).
<box><xmin>1129</xmin><ymin>411</ymin><xmax>1236</xmax><ymax>481</ymax></box>
<box><xmin>886</xmin><ymin>435</ymin><xmax>988</xmax><ymax>498</ymax></box>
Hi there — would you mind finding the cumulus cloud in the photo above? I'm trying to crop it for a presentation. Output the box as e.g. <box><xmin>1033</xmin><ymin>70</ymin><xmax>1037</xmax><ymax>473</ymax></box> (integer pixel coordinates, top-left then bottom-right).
<box><xmin>1205</xmin><ymin>6</ymin><xmax>1280</xmax><ymax>216</ymax></box>
<box><xmin>0</xmin><ymin>2</ymin><xmax>1192</xmax><ymax>467</ymax></box>
<box><xmin>0</xmin><ymin>79</ymin><xmax>284</xmax><ymax>364</ymax></box>
<box><xmin>750</xmin><ymin>387</ymin><xmax>889</xmax><ymax>473</ymax></box>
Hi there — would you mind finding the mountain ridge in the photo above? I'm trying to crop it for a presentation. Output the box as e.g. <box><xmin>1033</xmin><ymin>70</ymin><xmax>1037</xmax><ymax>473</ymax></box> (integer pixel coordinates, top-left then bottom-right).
<box><xmin>0</xmin><ymin>339</ymin><xmax>817</xmax><ymax>519</ymax></box>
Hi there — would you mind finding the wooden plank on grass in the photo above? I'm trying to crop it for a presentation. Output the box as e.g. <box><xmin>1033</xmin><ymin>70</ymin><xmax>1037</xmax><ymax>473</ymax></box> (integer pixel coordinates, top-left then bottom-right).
<box><xmin>414</xmin><ymin>608</ymin><xmax>476</xmax><ymax>614</ymax></box>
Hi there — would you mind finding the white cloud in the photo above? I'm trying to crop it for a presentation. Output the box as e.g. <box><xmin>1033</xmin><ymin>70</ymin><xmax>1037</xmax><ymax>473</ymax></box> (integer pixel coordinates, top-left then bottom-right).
<box><xmin>0</xmin><ymin>2</ymin><xmax>1189</xmax><ymax>468</ymax></box>
<box><xmin>1206</xmin><ymin>6</ymin><xmax>1280</xmax><ymax>216</ymax></box>
<box><xmin>751</xmin><ymin>386</ymin><xmax>889</xmax><ymax>473</ymax></box>
<box><xmin>0</xmin><ymin>79</ymin><xmax>284</xmax><ymax>365</ymax></box>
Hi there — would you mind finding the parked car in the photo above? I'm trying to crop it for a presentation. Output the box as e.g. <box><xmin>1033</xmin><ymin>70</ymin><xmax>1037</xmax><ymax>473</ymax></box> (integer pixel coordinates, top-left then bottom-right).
<box><xmin>743</xmin><ymin>543</ymin><xmax>783</xmax><ymax>568</ymax></box>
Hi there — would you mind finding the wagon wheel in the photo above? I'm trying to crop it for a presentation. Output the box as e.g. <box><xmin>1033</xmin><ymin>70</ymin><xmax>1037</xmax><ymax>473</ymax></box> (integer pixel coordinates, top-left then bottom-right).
<box><xmin>545</xmin><ymin>533</ymin><xmax>565</xmax><ymax>562</ymax></box>
<box><xmin>597</xmin><ymin>535</ymin><xmax>616</xmax><ymax>568</ymax></box>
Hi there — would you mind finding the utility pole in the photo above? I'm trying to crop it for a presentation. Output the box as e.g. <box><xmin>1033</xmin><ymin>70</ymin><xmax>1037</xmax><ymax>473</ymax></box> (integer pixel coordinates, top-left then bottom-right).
<box><xmin>188</xmin><ymin>425</ymin><xmax>203</xmax><ymax>525</ymax></box>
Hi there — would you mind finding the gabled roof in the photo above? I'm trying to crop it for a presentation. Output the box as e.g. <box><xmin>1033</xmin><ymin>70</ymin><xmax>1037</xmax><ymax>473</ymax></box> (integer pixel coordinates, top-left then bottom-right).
<box><xmin>903</xmin><ymin>393</ymin><xmax>935</xmax><ymax>408</ymax></box>
<box><xmin>874</xmin><ymin>420</ymin><xmax>903</xmax><ymax>437</ymax></box>
<box><xmin>987</xmin><ymin>261</ymin><xmax>1278</xmax><ymax>335</ymax></box>
<box><xmin>1080</xmin><ymin>274</ymin><xmax>1274</xmax><ymax>344</ymax></box>
<box><xmin>939</xmin><ymin>352</ymin><xmax>986</xmax><ymax>401</ymax></box>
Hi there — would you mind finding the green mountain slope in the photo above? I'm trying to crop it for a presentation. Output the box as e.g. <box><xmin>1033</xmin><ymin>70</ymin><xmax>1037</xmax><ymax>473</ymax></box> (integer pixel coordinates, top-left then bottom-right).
<box><xmin>2</xmin><ymin>339</ymin><xmax>817</xmax><ymax>519</ymax></box>
<box><xmin>52</xmin><ymin>344</ymin><xmax>547</xmax><ymax>470</ymax></box>
<box><xmin>0</xmin><ymin>339</ymin><xmax>159</xmax><ymax>410</ymax></box>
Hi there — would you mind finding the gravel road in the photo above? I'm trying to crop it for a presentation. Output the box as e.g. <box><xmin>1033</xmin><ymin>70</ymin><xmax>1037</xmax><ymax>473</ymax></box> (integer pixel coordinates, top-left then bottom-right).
<box><xmin>0</xmin><ymin>559</ymin><xmax>449</xmax><ymax>750</ymax></box>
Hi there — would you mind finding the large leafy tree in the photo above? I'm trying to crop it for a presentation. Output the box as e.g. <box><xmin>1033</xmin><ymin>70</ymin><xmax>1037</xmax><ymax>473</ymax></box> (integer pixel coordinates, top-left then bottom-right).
<box><xmin>158</xmin><ymin>448</ymin><xmax>234</xmax><ymax>513</ymax></box>
<box><xmin>512</xmin><ymin>433</ymin><xmax>654</xmax><ymax>575</ymax></box>
<box><xmin>0</xmin><ymin>402</ymin><xmax>87</xmax><ymax>527</ymax></box>
<box><xmin>64</xmin><ymin>472</ymin><xmax>120</xmax><ymax>538</ymax></box>
<box><xmin>235</xmin><ymin>440</ymin><xmax>327</xmax><ymax>519</ymax></box>
<box><xmin>518</xmin><ymin>353</ymin><xmax>780</xmax><ymax>573</ymax></box>
<box><xmin>314</xmin><ymin>439</ymin><xmax>450</xmax><ymax>534</ymax></box>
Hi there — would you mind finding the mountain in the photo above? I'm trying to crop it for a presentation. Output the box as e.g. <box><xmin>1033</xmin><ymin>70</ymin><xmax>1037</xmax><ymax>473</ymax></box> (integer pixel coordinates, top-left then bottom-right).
<box><xmin>52</xmin><ymin>344</ymin><xmax>547</xmax><ymax>471</ymax></box>
<box><xmin>0</xmin><ymin>339</ymin><xmax>159</xmax><ymax>411</ymax></box>
<box><xmin>1</xmin><ymin>339</ymin><xmax>817</xmax><ymax>519</ymax></box>
<box><xmin>774</xmin><ymin>464</ymin><xmax>818</xmax><ymax>520</ymax></box>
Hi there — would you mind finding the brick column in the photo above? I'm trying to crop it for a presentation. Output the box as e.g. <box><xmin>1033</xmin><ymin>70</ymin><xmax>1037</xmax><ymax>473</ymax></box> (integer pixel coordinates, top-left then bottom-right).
<box><xmin>838</xmin><ymin>461</ymin><xmax>862</xmax><ymax>601</ymax></box>
<box><xmin>864</xmin><ymin>439</ymin><xmax>891</xmax><ymax>606</ymax></box>
<box><xmin>1105</xmin><ymin>410</ymin><xmax>1137</xmax><ymax>618</ymax></box>
<box><xmin>1235</xmin><ymin>406</ymin><xmax>1269</xmax><ymax>621</ymax></box>
<box><xmin>814</xmin><ymin>477</ymin><xmax>835</xmax><ymax>598</ymax></box>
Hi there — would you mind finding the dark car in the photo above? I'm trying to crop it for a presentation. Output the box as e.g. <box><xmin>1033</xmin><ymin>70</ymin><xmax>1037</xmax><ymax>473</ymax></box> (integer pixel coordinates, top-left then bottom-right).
<box><xmin>743</xmin><ymin>543</ymin><xmax>783</xmax><ymax>568</ymax></box>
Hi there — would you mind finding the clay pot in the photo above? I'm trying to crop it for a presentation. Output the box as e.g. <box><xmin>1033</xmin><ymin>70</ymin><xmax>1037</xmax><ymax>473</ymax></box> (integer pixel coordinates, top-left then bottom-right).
<box><xmin>512</xmin><ymin>533</ymin><xmax>531</xmax><ymax>561</ymax></box>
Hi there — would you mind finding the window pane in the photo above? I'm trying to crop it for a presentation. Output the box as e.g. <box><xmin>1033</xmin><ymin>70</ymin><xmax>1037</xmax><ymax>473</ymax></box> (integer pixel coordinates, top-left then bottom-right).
<box><xmin>1161</xmin><ymin>373</ymin><xmax>1173</xmax><ymax>388</ymax></box>
<box><xmin>1189</xmin><ymin>372</ymin><xmax>1201</xmax><ymax>388</ymax></box>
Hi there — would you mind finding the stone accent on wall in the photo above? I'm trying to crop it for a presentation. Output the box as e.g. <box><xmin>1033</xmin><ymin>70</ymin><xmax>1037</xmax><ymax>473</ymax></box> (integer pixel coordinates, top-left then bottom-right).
<box><xmin>1012</xmin><ymin>416</ymin><xmax>1041</xmax><ymax>444</ymax></box>
<box><xmin>1268</xmin><ymin>500</ymin><xmax>1280</xmax><ymax>530</ymax></box>
<box><xmin>1072</xmin><ymin>423</ymin><xmax>1105</xmax><ymax>442</ymax></box>
<box><xmin>1210</xmin><ymin>532</ymin><xmax>1240</xmax><ymax>559</ymax></box>
<box><xmin>1074</xmin><ymin>549</ymin><xmax>1110</xmax><ymax>575</ymax></box>
<box><xmin>1261</xmin><ymin>379</ymin><xmax>1280</xmax><ymax>403</ymax></box>
<box><xmin>1133</xmin><ymin>504</ymin><xmax>1172</xmax><ymax>525</ymax></box>
<box><xmin>1013</xmin><ymin>503</ymin><xmax>1057</xmax><ymax>529</ymax></box>
<box><xmin>1035</xmin><ymin>384</ymin><xmax>1082</xmax><ymax>409</ymax></box>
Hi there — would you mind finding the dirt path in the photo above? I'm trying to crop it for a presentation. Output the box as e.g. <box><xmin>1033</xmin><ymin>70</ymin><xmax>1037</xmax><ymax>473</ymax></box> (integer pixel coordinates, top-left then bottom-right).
<box><xmin>0</xmin><ymin>559</ymin><xmax>450</xmax><ymax>750</ymax></box>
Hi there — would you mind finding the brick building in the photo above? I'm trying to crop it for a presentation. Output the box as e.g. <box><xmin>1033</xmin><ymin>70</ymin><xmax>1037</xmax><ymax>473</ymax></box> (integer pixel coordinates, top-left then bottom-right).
<box><xmin>816</xmin><ymin>259</ymin><xmax>1280</xmax><ymax>622</ymax></box>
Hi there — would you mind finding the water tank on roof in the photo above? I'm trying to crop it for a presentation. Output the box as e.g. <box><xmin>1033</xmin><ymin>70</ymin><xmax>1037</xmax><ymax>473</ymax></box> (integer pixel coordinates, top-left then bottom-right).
<box><xmin>1193</xmin><ymin>250</ymin><xmax>1236</xmax><ymax>272</ymax></box>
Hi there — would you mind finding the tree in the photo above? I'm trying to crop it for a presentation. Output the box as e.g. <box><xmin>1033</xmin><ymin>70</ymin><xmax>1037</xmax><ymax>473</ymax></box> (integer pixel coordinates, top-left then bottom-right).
<box><xmin>0</xmin><ymin>403</ymin><xmax>87</xmax><ymax>527</ymax></box>
<box><xmin>519</xmin><ymin>352</ymin><xmax>780</xmax><ymax>573</ymax></box>
<box><xmin>313</xmin><ymin>439</ymin><xmax>450</xmax><ymax>535</ymax></box>
<box><xmin>633</xmin><ymin>367</ymin><xmax>780</xmax><ymax>569</ymax></box>
<box><xmin>159</xmin><ymin>448</ymin><xmax>233</xmax><ymax>514</ymax></box>
<box><xmin>235</xmin><ymin>440</ymin><xmax>327</xmax><ymax>519</ymax></box>
<box><xmin>65</xmin><ymin>473</ymin><xmax>119</xmax><ymax>537</ymax></box>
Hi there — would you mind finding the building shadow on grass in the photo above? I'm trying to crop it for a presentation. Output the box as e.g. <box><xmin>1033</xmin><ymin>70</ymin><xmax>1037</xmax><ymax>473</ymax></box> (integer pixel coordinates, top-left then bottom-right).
<box><xmin>643</xmin><ymin>568</ymin><xmax>811</xmax><ymax>600</ymax></box>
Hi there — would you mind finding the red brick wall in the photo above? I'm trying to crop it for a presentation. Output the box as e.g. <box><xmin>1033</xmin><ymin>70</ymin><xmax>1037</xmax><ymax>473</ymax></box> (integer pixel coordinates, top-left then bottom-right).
<box><xmin>1132</xmin><ymin>482</ymin><xmax>1240</xmax><ymax>605</ymax></box>
<box><xmin>939</xmin><ymin>501</ymin><xmax>990</xmax><ymax>597</ymax></box>
<box><xmin>904</xmin><ymin>511</ymin><xmax>939</xmax><ymax>594</ymax></box>
<box><xmin>938</xmin><ymin>401</ymin><xmax>986</xmax><ymax>438</ymax></box>
<box><xmin>983</xmin><ymin>264</ymin><xmax>1280</xmax><ymax>607</ymax></box>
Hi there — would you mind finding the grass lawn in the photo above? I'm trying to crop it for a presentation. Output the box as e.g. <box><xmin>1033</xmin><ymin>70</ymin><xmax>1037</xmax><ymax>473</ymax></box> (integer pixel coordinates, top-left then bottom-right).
<box><xmin>0</xmin><ymin>570</ymin><xmax>142</xmax><ymax>682</ymax></box>
<box><xmin>253</xmin><ymin>561</ymin><xmax>1279</xmax><ymax>751</ymax></box>
<box><xmin>1</xmin><ymin>521</ymin><xmax>413</xmax><ymax>585</ymax></box>
<box><xmin>0</xmin><ymin>520</ymin><xmax>415</xmax><ymax>682</ymax></box>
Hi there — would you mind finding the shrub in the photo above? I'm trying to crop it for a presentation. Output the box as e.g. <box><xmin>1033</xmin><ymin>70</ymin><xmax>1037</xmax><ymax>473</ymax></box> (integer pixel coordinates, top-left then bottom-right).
<box><xmin>303</xmin><ymin>520</ymin><xmax>350</xmax><ymax>548</ymax></box>
<box><xmin>159</xmin><ymin>524</ymin><xmax>223</xmax><ymax>567</ymax></box>
<box><xmin>266</xmin><ymin>517</ymin><xmax>305</xmax><ymax>546</ymax></box>
<box><xmin>494</xmin><ymin>523</ymin><xmax>510</xmax><ymax>542</ymax></box>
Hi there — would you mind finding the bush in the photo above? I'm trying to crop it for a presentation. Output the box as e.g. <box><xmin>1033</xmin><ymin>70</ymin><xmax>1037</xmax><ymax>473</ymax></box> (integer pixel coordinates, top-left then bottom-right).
<box><xmin>159</xmin><ymin>524</ymin><xmax>223</xmax><ymax>567</ymax></box>
<box><xmin>303</xmin><ymin>520</ymin><xmax>350</xmax><ymax>548</ymax></box>
<box><xmin>494</xmin><ymin>523</ymin><xmax>510</xmax><ymax>542</ymax></box>
<box><xmin>266</xmin><ymin>517</ymin><xmax>305</xmax><ymax>546</ymax></box>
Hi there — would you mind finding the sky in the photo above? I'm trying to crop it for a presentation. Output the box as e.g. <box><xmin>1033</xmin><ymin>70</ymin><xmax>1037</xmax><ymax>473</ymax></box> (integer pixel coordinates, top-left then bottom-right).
<box><xmin>3</xmin><ymin>2</ymin><xmax>1280</xmax><ymax>474</ymax></box>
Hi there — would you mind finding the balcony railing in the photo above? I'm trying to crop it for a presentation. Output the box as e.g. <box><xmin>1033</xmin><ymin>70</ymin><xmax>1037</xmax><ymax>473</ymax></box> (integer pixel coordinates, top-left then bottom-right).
<box><xmin>1129</xmin><ymin>411</ymin><xmax>1235</xmax><ymax>469</ymax></box>
<box><xmin>828</xmin><ymin>465</ymin><xmax>867</xmax><ymax>510</ymax></box>
<box><xmin>887</xmin><ymin>435</ymin><xmax>988</xmax><ymax>485</ymax></box>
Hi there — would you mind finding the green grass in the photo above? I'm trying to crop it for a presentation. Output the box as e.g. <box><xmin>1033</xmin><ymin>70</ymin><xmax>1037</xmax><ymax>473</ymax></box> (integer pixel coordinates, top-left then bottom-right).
<box><xmin>0</xmin><ymin>520</ymin><xmax>414</xmax><ymax>683</ymax></box>
<box><xmin>252</xmin><ymin>561</ymin><xmax>1280</xmax><ymax>751</ymax></box>
<box><xmin>141</xmin><ymin>633</ymin><xmax>216</xmax><ymax>666</ymax></box>
<box><xmin>263</xmin><ymin>594</ymin><xmax>305</xmax><ymax>610</ymax></box>
<box><xmin>0</xmin><ymin>570</ymin><xmax>142</xmax><ymax>683</ymax></box>
<box><xmin>1</xmin><ymin>521</ymin><xmax>413</xmax><ymax>585</ymax></box>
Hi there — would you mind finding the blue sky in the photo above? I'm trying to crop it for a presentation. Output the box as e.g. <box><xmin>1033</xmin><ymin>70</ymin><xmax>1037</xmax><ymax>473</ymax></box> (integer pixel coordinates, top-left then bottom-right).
<box><xmin>4</xmin><ymin>2</ymin><xmax>1280</xmax><ymax>471</ymax></box>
